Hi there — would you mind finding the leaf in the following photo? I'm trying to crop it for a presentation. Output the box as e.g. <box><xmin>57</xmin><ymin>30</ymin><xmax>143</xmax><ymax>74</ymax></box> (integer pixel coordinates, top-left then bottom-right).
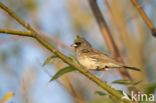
<box><xmin>42</xmin><ymin>55</ymin><xmax>58</xmax><ymax>66</ymax></box>
<box><xmin>144</xmin><ymin>82</ymin><xmax>156</xmax><ymax>94</ymax></box>
<box><xmin>111</xmin><ymin>80</ymin><xmax>142</xmax><ymax>86</ymax></box>
<box><xmin>68</xmin><ymin>57</ymin><xmax>73</xmax><ymax>61</ymax></box>
<box><xmin>70</xmin><ymin>54</ymin><xmax>80</xmax><ymax>64</ymax></box>
<box><xmin>49</xmin><ymin>66</ymin><xmax>76</xmax><ymax>82</ymax></box>
<box><xmin>112</xmin><ymin>80</ymin><xmax>131</xmax><ymax>85</ymax></box>
<box><xmin>0</xmin><ymin>92</ymin><xmax>14</xmax><ymax>103</ymax></box>
<box><xmin>95</xmin><ymin>91</ymin><xmax>107</xmax><ymax>96</ymax></box>
<box><xmin>132</xmin><ymin>80</ymin><xmax>142</xmax><ymax>86</ymax></box>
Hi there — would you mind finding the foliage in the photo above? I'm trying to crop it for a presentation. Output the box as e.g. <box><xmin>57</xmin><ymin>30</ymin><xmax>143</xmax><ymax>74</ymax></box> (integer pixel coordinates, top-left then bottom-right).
<box><xmin>42</xmin><ymin>55</ymin><xmax>58</xmax><ymax>66</ymax></box>
<box><xmin>111</xmin><ymin>79</ymin><xmax>142</xmax><ymax>86</ymax></box>
<box><xmin>49</xmin><ymin>66</ymin><xmax>76</xmax><ymax>82</ymax></box>
<box><xmin>0</xmin><ymin>0</ymin><xmax>156</xmax><ymax>103</ymax></box>
<box><xmin>0</xmin><ymin>92</ymin><xmax>14</xmax><ymax>103</ymax></box>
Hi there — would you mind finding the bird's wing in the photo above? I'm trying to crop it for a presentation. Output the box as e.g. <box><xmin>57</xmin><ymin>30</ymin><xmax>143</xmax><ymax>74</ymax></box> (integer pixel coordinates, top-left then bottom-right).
<box><xmin>81</xmin><ymin>48</ymin><xmax>122</xmax><ymax>68</ymax></box>
<box><xmin>80</xmin><ymin>48</ymin><xmax>140</xmax><ymax>71</ymax></box>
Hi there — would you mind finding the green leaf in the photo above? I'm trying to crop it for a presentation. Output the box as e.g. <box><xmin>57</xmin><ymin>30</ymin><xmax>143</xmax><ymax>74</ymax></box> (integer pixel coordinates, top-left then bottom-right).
<box><xmin>112</xmin><ymin>80</ymin><xmax>131</xmax><ymax>85</ymax></box>
<box><xmin>132</xmin><ymin>80</ymin><xmax>142</xmax><ymax>86</ymax></box>
<box><xmin>49</xmin><ymin>66</ymin><xmax>76</xmax><ymax>82</ymax></box>
<box><xmin>70</xmin><ymin>54</ymin><xmax>80</xmax><ymax>64</ymax></box>
<box><xmin>111</xmin><ymin>80</ymin><xmax>142</xmax><ymax>86</ymax></box>
<box><xmin>42</xmin><ymin>55</ymin><xmax>58</xmax><ymax>66</ymax></box>
<box><xmin>68</xmin><ymin>57</ymin><xmax>73</xmax><ymax>61</ymax></box>
<box><xmin>144</xmin><ymin>82</ymin><xmax>156</xmax><ymax>94</ymax></box>
<box><xmin>95</xmin><ymin>91</ymin><xmax>107</xmax><ymax>96</ymax></box>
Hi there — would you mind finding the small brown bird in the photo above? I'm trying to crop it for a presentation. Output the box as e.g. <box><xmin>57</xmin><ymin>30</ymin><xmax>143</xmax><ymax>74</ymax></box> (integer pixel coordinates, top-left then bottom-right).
<box><xmin>71</xmin><ymin>37</ymin><xmax>140</xmax><ymax>71</ymax></box>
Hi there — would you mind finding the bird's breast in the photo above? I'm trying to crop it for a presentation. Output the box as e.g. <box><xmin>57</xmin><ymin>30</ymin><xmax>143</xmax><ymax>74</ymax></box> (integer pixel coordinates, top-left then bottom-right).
<box><xmin>77</xmin><ymin>55</ymin><xmax>98</xmax><ymax>69</ymax></box>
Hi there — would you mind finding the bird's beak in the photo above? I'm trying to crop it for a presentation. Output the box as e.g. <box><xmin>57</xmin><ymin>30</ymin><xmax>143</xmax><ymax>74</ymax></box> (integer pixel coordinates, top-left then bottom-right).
<box><xmin>71</xmin><ymin>43</ymin><xmax>77</xmax><ymax>47</ymax></box>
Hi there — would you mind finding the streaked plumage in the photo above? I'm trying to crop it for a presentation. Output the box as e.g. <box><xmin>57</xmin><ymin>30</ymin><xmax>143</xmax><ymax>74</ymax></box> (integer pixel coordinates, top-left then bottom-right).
<box><xmin>71</xmin><ymin>37</ymin><xmax>140</xmax><ymax>71</ymax></box>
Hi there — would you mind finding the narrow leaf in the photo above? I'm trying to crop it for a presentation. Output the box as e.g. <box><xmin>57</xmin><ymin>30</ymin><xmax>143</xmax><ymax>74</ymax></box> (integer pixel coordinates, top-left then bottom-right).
<box><xmin>49</xmin><ymin>66</ymin><xmax>76</xmax><ymax>82</ymax></box>
<box><xmin>112</xmin><ymin>80</ymin><xmax>130</xmax><ymax>85</ymax></box>
<box><xmin>42</xmin><ymin>55</ymin><xmax>58</xmax><ymax>66</ymax></box>
<box><xmin>95</xmin><ymin>91</ymin><xmax>107</xmax><ymax>96</ymax></box>
<box><xmin>70</xmin><ymin>54</ymin><xmax>80</xmax><ymax>64</ymax></box>
<box><xmin>111</xmin><ymin>80</ymin><xmax>142</xmax><ymax>86</ymax></box>
<box><xmin>144</xmin><ymin>82</ymin><xmax>156</xmax><ymax>94</ymax></box>
<box><xmin>132</xmin><ymin>80</ymin><xmax>142</xmax><ymax>86</ymax></box>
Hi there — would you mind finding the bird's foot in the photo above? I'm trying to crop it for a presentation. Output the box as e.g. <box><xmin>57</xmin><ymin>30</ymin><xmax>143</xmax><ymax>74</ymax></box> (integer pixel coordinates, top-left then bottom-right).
<box><xmin>84</xmin><ymin>68</ymin><xmax>89</xmax><ymax>73</ymax></box>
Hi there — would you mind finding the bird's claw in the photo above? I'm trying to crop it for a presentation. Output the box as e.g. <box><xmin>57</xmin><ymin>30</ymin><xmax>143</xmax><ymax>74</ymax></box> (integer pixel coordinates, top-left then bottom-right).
<box><xmin>84</xmin><ymin>68</ymin><xmax>89</xmax><ymax>73</ymax></box>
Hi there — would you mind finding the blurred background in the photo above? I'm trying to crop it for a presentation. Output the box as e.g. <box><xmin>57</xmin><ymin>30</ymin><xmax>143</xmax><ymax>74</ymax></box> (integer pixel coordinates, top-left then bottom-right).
<box><xmin>0</xmin><ymin>0</ymin><xmax>156</xmax><ymax>103</ymax></box>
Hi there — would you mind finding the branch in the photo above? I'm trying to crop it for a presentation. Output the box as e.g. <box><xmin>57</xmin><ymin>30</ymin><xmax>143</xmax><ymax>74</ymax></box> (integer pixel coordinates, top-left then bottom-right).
<box><xmin>0</xmin><ymin>29</ymin><xmax>72</xmax><ymax>50</ymax></box>
<box><xmin>0</xmin><ymin>29</ymin><xmax>33</xmax><ymax>37</ymax></box>
<box><xmin>130</xmin><ymin>0</ymin><xmax>156</xmax><ymax>37</ymax></box>
<box><xmin>0</xmin><ymin>2</ymin><xmax>36</xmax><ymax>34</ymax></box>
<box><xmin>34</xmin><ymin>28</ymin><xmax>72</xmax><ymax>50</ymax></box>
<box><xmin>0</xmin><ymin>1</ymin><xmax>131</xmax><ymax>102</ymax></box>
<box><xmin>88</xmin><ymin>0</ymin><xmax>133</xmax><ymax>81</ymax></box>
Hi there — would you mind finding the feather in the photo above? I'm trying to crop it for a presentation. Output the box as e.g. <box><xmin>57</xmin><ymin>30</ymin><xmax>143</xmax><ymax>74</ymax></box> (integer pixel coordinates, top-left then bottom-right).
<box><xmin>122</xmin><ymin>66</ymin><xmax>141</xmax><ymax>71</ymax></box>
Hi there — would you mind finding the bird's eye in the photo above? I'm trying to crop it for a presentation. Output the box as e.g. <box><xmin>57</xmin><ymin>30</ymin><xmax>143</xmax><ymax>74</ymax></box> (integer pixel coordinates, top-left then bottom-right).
<box><xmin>75</xmin><ymin>42</ymin><xmax>81</xmax><ymax>45</ymax></box>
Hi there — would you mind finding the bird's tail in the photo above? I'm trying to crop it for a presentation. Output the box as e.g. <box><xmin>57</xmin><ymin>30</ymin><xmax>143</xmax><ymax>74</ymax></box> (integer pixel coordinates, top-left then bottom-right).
<box><xmin>122</xmin><ymin>66</ymin><xmax>141</xmax><ymax>71</ymax></box>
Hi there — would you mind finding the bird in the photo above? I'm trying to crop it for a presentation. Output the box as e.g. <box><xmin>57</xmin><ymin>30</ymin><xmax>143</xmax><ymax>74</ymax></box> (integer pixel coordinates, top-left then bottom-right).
<box><xmin>71</xmin><ymin>37</ymin><xmax>140</xmax><ymax>71</ymax></box>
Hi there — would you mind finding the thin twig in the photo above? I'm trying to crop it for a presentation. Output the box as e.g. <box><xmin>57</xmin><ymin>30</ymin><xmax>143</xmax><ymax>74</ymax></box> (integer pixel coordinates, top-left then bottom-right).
<box><xmin>0</xmin><ymin>2</ymin><xmax>131</xmax><ymax>102</ymax></box>
<box><xmin>0</xmin><ymin>29</ymin><xmax>72</xmax><ymax>50</ymax></box>
<box><xmin>0</xmin><ymin>3</ymin><xmax>36</xmax><ymax>33</ymax></box>
<box><xmin>130</xmin><ymin>0</ymin><xmax>156</xmax><ymax>37</ymax></box>
<box><xmin>88</xmin><ymin>0</ymin><xmax>133</xmax><ymax>81</ymax></box>
<box><xmin>0</xmin><ymin>29</ymin><xmax>33</xmax><ymax>37</ymax></box>
<box><xmin>34</xmin><ymin>28</ymin><xmax>72</xmax><ymax>50</ymax></box>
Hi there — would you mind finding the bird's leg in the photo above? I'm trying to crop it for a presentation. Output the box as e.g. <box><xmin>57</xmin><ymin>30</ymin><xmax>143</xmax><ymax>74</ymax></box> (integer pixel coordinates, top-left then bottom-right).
<box><xmin>100</xmin><ymin>71</ymin><xmax>105</xmax><ymax>80</ymax></box>
<box><xmin>99</xmin><ymin>66</ymin><xmax>110</xmax><ymax>80</ymax></box>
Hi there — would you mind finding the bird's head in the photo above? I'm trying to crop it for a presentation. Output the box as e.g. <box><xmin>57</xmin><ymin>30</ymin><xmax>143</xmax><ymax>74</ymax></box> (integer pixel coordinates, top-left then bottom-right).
<box><xmin>71</xmin><ymin>37</ymin><xmax>91</xmax><ymax>49</ymax></box>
